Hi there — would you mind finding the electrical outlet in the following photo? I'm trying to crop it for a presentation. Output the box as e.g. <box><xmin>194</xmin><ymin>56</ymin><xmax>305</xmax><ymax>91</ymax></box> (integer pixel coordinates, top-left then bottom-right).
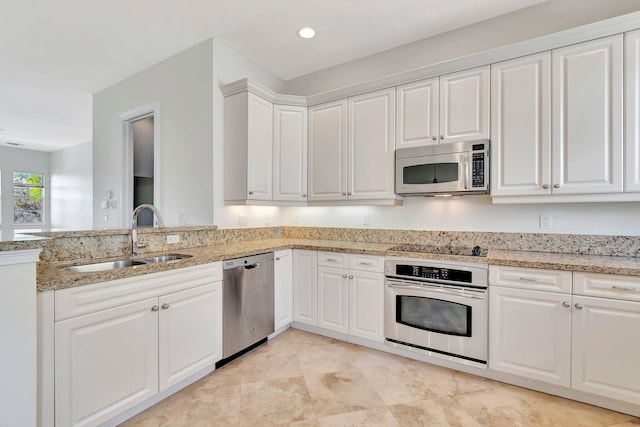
<box><xmin>239</xmin><ymin>214</ymin><xmax>248</xmax><ymax>227</ymax></box>
<box><xmin>539</xmin><ymin>214</ymin><xmax>551</xmax><ymax>229</ymax></box>
<box><xmin>166</xmin><ymin>235</ymin><xmax>180</xmax><ymax>244</ymax></box>
<box><xmin>265</xmin><ymin>214</ymin><xmax>271</xmax><ymax>226</ymax></box>
<box><xmin>177</xmin><ymin>212</ymin><xmax>188</xmax><ymax>225</ymax></box>
<box><xmin>363</xmin><ymin>213</ymin><xmax>370</xmax><ymax>226</ymax></box>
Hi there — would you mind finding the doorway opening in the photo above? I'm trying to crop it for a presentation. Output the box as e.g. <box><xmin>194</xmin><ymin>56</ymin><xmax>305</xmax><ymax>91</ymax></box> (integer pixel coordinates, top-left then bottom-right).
<box><xmin>119</xmin><ymin>102</ymin><xmax>160</xmax><ymax>227</ymax></box>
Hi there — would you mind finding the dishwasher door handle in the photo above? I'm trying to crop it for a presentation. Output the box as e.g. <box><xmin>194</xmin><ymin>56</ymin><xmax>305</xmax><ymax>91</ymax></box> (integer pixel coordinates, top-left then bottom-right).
<box><xmin>244</xmin><ymin>263</ymin><xmax>260</xmax><ymax>270</ymax></box>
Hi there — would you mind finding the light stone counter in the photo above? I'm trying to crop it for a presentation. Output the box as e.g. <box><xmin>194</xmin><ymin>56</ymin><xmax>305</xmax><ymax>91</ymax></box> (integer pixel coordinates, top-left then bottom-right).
<box><xmin>37</xmin><ymin>237</ymin><xmax>640</xmax><ymax>292</ymax></box>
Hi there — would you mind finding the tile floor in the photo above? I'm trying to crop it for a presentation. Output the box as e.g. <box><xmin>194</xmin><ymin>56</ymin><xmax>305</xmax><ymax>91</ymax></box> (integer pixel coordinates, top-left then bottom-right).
<box><xmin>122</xmin><ymin>328</ymin><xmax>640</xmax><ymax>426</ymax></box>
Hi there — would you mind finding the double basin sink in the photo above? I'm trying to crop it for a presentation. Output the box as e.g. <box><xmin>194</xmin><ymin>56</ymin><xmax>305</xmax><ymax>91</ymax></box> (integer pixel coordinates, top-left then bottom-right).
<box><xmin>62</xmin><ymin>254</ymin><xmax>192</xmax><ymax>273</ymax></box>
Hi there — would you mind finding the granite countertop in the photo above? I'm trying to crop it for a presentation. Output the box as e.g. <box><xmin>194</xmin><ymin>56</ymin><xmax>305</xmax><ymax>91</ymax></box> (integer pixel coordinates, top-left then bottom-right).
<box><xmin>36</xmin><ymin>238</ymin><xmax>640</xmax><ymax>292</ymax></box>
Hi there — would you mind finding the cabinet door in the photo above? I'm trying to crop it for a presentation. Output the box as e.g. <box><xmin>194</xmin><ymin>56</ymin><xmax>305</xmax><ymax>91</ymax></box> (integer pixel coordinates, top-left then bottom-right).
<box><xmin>625</xmin><ymin>30</ymin><xmax>640</xmax><ymax>192</ymax></box>
<box><xmin>489</xmin><ymin>287</ymin><xmax>571</xmax><ymax>387</ymax></box>
<box><xmin>274</xmin><ymin>249</ymin><xmax>293</xmax><ymax>330</ymax></box>
<box><xmin>292</xmin><ymin>250</ymin><xmax>318</xmax><ymax>326</ymax></box>
<box><xmin>572</xmin><ymin>295</ymin><xmax>640</xmax><ymax>405</ymax></box>
<box><xmin>439</xmin><ymin>66</ymin><xmax>490</xmax><ymax>143</ymax></box>
<box><xmin>552</xmin><ymin>35</ymin><xmax>623</xmax><ymax>194</ymax></box>
<box><xmin>158</xmin><ymin>283</ymin><xmax>221</xmax><ymax>391</ymax></box>
<box><xmin>308</xmin><ymin>100</ymin><xmax>348</xmax><ymax>201</ymax></box>
<box><xmin>247</xmin><ymin>92</ymin><xmax>274</xmax><ymax>200</ymax></box>
<box><xmin>55</xmin><ymin>298</ymin><xmax>159</xmax><ymax>427</ymax></box>
<box><xmin>348</xmin><ymin>88</ymin><xmax>396</xmax><ymax>200</ymax></box>
<box><xmin>396</xmin><ymin>78</ymin><xmax>439</xmax><ymax>148</ymax></box>
<box><xmin>491</xmin><ymin>53</ymin><xmax>551</xmax><ymax>196</ymax></box>
<box><xmin>317</xmin><ymin>266</ymin><xmax>349</xmax><ymax>333</ymax></box>
<box><xmin>349</xmin><ymin>270</ymin><xmax>384</xmax><ymax>342</ymax></box>
<box><xmin>274</xmin><ymin>105</ymin><xmax>308</xmax><ymax>201</ymax></box>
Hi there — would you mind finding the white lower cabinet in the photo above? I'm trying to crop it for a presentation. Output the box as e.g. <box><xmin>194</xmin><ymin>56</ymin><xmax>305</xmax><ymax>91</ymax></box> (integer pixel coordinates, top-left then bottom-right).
<box><xmin>294</xmin><ymin>250</ymin><xmax>384</xmax><ymax>343</ymax></box>
<box><xmin>53</xmin><ymin>263</ymin><xmax>223</xmax><ymax>427</ymax></box>
<box><xmin>490</xmin><ymin>266</ymin><xmax>640</xmax><ymax>406</ymax></box>
<box><xmin>292</xmin><ymin>249</ymin><xmax>318</xmax><ymax>326</ymax></box>
<box><xmin>274</xmin><ymin>249</ymin><xmax>293</xmax><ymax>330</ymax></box>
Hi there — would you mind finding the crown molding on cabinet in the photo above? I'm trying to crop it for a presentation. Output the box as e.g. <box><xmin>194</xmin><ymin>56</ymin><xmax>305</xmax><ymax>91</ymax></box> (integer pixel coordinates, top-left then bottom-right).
<box><xmin>223</xmin><ymin>11</ymin><xmax>640</xmax><ymax>107</ymax></box>
<box><xmin>220</xmin><ymin>78</ymin><xmax>307</xmax><ymax>106</ymax></box>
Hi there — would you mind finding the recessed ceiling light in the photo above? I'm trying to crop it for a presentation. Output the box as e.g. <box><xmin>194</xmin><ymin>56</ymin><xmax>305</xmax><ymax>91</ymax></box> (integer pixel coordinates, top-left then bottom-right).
<box><xmin>298</xmin><ymin>27</ymin><xmax>316</xmax><ymax>39</ymax></box>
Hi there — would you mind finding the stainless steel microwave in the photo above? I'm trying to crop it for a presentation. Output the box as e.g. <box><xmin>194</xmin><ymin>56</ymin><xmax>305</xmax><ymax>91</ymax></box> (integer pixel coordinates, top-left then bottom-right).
<box><xmin>395</xmin><ymin>140</ymin><xmax>490</xmax><ymax>196</ymax></box>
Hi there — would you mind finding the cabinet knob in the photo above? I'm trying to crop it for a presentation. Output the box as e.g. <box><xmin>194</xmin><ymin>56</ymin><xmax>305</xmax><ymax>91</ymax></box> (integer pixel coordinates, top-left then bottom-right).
<box><xmin>248</xmin><ymin>191</ymin><xmax>254</xmax><ymax>195</ymax></box>
<box><xmin>553</xmin><ymin>184</ymin><xmax>561</xmax><ymax>189</ymax></box>
<box><xmin>542</xmin><ymin>184</ymin><xmax>549</xmax><ymax>189</ymax></box>
<box><xmin>151</xmin><ymin>305</ymin><xmax>159</xmax><ymax>312</ymax></box>
<box><xmin>342</xmin><ymin>274</ymin><xmax>348</xmax><ymax>278</ymax></box>
<box><xmin>440</xmin><ymin>135</ymin><xmax>445</xmax><ymax>140</ymax></box>
<box><xmin>349</xmin><ymin>275</ymin><xmax>354</xmax><ymax>279</ymax></box>
<box><xmin>562</xmin><ymin>301</ymin><xmax>570</xmax><ymax>308</ymax></box>
<box><xmin>161</xmin><ymin>303</ymin><xmax>170</xmax><ymax>310</ymax></box>
<box><xmin>342</xmin><ymin>192</ymin><xmax>347</xmax><ymax>196</ymax></box>
<box><xmin>302</xmin><ymin>194</ymin><xmax>307</xmax><ymax>198</ymax></box>
<box><xmin>432</xmin><ymin>136</ymin><xmax>437</xmax><ymax>141</ymax></box>
<box><xmin>575</xmin><ymin>303</ymin><xmax>584</xmax><ymax>310</ymax></box>
<box><xmin>276</xmin><ymin>257</ymin><xmax>281</xmax><ymax>261</ymax></box>
<box><xmin>347</xmin><ymin>192</ymin><xmax>352</xmax><ymax>196</ymax></box>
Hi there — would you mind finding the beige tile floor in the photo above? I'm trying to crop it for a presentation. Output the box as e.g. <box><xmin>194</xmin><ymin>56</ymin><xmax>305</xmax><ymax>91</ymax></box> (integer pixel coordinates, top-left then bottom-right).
<box><xmin>122</xmin><ymin>328</ymin><xmax>640</xmax><ymax>426</ymax></box>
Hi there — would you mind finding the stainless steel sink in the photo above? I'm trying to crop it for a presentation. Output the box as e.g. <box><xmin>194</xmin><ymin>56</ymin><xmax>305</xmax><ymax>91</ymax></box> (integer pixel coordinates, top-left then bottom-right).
<box><xmin>142</xmin><ymin>254</ymin><xmax>192</xmax><ymax>263</ymax></box>
<box><xmin>62</xmin><ymin>253</ymin><xmax>192</xmax><ymax>273</ymax></box>
<box><xmin>62</xmin><ymin>259</ymin><xmax>147</xmax><ymax>273</ymax></box>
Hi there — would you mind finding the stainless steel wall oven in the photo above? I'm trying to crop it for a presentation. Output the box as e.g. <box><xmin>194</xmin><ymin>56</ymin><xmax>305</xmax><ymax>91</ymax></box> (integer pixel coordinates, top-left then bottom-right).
<box><xmin>384</xmin><ymin>258</ymin><xmax>488</xmax><ymax>368</ymax></box>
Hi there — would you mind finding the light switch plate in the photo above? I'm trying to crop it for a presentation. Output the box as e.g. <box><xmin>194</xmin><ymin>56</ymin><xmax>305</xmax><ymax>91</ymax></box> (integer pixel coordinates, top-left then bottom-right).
<box><xmin>167</xmin><ymin>235</ymin><xmax>180</xmax><ymax>244</ymax></box>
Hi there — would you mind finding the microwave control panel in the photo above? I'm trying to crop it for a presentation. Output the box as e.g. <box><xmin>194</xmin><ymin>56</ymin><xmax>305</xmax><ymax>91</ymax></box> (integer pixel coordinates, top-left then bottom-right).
<box><xmin>471</xmin><ymin>143</ymin><xmax>486</xmax><ymax>188</ymax></box>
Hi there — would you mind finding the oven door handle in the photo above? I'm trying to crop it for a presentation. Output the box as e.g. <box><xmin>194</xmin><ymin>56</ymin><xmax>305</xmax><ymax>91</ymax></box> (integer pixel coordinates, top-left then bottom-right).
<box><xmin>386</xmin><ymin>281</ymin><xmax>485</xmax><ymax>300</ymax></box>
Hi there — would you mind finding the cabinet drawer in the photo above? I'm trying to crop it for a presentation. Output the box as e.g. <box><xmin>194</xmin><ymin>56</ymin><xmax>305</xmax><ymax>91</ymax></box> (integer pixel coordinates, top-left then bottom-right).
<box><xmin>489</xmin><ymin>265</ymin><xmax>571</xmax><ymax>293</ymax></box>
<box><xmin>318</xmin><ymin>251</ymin><xmax>349</xmax><ymax>268</ymax></box>
<box><xmin>573</xmin><ymin>272</ymin><xmax>640</xmax><ymax>302</ymax></box>
<box><xmin>349</xmin><ymin>254</ymin><xmax>384</xmax><ymax>273</ymax></box>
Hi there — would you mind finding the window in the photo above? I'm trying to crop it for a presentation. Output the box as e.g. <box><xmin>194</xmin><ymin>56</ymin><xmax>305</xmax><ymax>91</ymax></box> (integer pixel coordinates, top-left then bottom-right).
<box><xmin>13</xmin><ymin>171</ymin><xmax>44</xmax><ymax>225</ymax></box>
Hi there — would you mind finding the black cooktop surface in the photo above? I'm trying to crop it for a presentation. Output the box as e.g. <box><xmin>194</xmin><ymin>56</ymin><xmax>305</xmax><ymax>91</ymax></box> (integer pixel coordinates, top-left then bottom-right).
<box><xmin>387</xmin><ymin>244</ymin><xmax>487</xmax><ymax>257</ymax></box>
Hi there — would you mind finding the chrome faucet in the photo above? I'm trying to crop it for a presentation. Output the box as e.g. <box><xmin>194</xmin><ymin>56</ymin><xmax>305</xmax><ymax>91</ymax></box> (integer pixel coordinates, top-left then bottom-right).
<box><xmin>131</xmin><ymin>204</ymin><xmax>165</xmax><ymax>256</ymax></box>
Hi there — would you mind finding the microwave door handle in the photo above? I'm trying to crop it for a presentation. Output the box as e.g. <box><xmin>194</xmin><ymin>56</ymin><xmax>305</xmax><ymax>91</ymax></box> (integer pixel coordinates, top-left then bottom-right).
<box><xmin>462</xmin><ymin>153</ymin><xmax>468</xmax><ymax>190</ymax></box>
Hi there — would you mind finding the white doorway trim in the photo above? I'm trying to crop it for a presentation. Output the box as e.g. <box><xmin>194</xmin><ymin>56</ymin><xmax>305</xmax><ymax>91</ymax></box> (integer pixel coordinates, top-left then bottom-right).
<box><xmin>118</xmin><ymin>101</ymin><xmax>161</xmax><ymax>228</ymax></box>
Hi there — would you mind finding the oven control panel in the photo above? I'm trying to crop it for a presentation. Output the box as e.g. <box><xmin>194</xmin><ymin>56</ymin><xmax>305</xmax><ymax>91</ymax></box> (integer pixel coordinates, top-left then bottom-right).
<box><xmin>395</xmin><ymin>264</ymin><xmax>472</xmax><ymax>283</ymax></box>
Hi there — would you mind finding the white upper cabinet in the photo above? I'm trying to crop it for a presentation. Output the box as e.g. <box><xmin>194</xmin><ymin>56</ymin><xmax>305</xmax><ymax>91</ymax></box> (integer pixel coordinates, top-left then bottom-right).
<box><xmin>348</xmin><ymin>88</ymin><xmax>396</xmax><ymax>200</ymax></box>
<box><xmin>491</xmin><ymin>52</ymin><xmax>551</xmax><ymax>196</ymax></box>
<box><xmin>551</xmin><ymin>35</ymin><xmax>623</xmax><ymax>195</ymax></box>
<box><xmin>224</xmin><ymin>91</ymin><xmax>274</xmax><ymax>203</ymax></box>
<box><xmin>439</xmin><ymin>66</ymin><xmax>490</xmax><ymax>143</ymax></box>
<box><xmin>396</xmin><ymin>78</ymin><xmax>439</xmax><ymax>148</ymax></box>
<box><xmin>626</xmin><ymin>30</ymin><xmax>640</xmax><ymax>192</ymax></box>
<box><xmin>273</xmin><ymin>105</ymin><xmax>308</xmax><ymax>201</ymax></box>
<box><xmin>308</xmin><ymin>88</ymin><xmax>399</xmax><ymax>204</ymax></box>
<box><xmin>308</xmin><ymin>99</ymin><xmax>349</xmax><ymax>201</ymax></box>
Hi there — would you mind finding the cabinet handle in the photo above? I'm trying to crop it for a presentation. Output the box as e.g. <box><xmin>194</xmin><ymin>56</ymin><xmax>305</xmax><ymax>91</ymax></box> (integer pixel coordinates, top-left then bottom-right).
<box><xmin>518</xmin><ymin>277</ymin><xmax>538</xmax><ymax>282</ymax></box>
<box><xmin>327</xmin><ymin>258</ymin><xmax>339</xmax><ymax>262</ymax></box>
<box><xmin>440</xmin><ymin>135</ymin><xmax>445</xmax><ymax>140</ymax></box>
<box><xmin>575</xmin><ymin>303</ymin><xmax>584</xmax><ymax>310</ymax></box>
<box><xmin>432</xmin><ymin>136</ymin><xmax>437</xmax><ymax>141</ymax></box>
<box><xmin>161</xmin><ymin>303</ymin><xmax>170</xmax><ymax>310</ymax></box>
<box><xmin>276</xmin><ymin>257</ymin><xmax>281</xmax><ymax>261</ymax></box>
<box><xmin>151</xmin><ymin>305</ymin><xmax>159</xmax><ymax>312</ymax></box>
<box><xmin>342</xmin><ymin>192</ymin><xmax>347</xmax><ymax>196</ymax></box>
<box><xmin>612</xmin><ymin>285</ymin><xmax>637</xmax><ymax>291</ymax></box>
<box><xmin>248</xmin><ymin>191</ymin><xmax>254</xmax><ymax>195</ymax></box>
<box><xmin>562</xmin><ymin>301</ymin><xmax>570</xmax><ymax>308</ymax></box>
<box><xmin>349</xmin><ymin>275</ymin><xmax>354</xmax><ymax>279</ymax></box>
<box><xmin>302</xmin><ymin>194</ymin><xmax>307</xmax><ymax>197</ymax></box>
<box><xmin>347</xmin><ymin>192</ymin><xmax>352</xmax><ymax>196</ymax></box>
<box><xmin>343</xmin><ymin>274</ymin><xmax>348</xmax><ymax>278</ymax></box>
<box><xmin>553</xmin><ymin>184</ymin><xmax>561</xmax><ymax>189</ymax></box>
<box><xmin>358</xmin><ymin>261</ymin><xmax>372</xmax><ymax>266</ymax></box>
<box><xmin>542</xmin><ymin>184</ymin><xmax>549</xmax><ymax>189</ymax></box>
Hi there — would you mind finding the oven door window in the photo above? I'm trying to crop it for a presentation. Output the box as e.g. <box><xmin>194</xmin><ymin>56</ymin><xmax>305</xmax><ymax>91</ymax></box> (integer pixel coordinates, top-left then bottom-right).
<box><xmin>403</xmin><ymin>163</ymin><xmax>458</xmax><ymax>184</ymax></box>
<box><xmin>396</xmin><ymin>295</ymin><xmax>471</xmax><ymax>337</ymax></box>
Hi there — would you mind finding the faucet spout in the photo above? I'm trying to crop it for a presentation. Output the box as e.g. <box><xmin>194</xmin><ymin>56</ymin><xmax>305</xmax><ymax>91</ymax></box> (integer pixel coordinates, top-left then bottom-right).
<box><xmin>131</xmin><ymin>204</ymin><xmax>165</xmax><ymax>256</ymax></box>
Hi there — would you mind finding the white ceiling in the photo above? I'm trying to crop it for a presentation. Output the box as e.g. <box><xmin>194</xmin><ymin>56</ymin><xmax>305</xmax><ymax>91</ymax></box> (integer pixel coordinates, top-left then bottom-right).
<box><xmin>0</xmin><ymin>0</ymin><xmax>548</xmax><ymax>151</ymax></box>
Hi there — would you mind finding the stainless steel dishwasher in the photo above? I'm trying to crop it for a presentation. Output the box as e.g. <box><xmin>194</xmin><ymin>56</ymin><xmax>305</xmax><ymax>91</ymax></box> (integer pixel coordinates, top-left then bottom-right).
<box><xmin>221</xmin><ymin>252</ymin><xmax>274</xmax><ymax>361</ymax></box>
